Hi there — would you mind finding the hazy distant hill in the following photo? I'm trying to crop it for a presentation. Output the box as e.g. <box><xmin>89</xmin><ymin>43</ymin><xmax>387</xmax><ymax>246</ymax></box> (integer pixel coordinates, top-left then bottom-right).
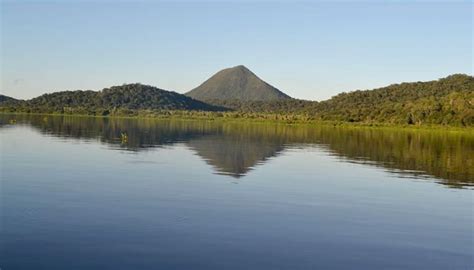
<box><xmin>186</xmin><ymin>65</ymin><xmax>291</xmax><ymax>101</ymax></box>
<box><xmin>0</xmin><ymin>94</ymin><xmax>18</xmax><ymax>104</ymax></box>
<box><xmin>7</xmin><ymin>84</ymin><xmax>223</xmax><ymax>114</ymax></box>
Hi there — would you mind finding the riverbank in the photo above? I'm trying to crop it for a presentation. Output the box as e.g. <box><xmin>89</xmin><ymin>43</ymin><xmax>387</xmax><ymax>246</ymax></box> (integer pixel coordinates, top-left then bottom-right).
<box><xmin>1</xmin><ymin>111</ymin><xmax>473</xmax><ymax>133</ymax></box>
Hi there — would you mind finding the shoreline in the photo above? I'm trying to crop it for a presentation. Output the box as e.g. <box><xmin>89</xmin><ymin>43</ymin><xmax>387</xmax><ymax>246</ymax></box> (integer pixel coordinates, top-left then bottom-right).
<box><xmin>1</xmin><ymin>111</ymin><xmax>473</xmax><ymax>133</ymax></box>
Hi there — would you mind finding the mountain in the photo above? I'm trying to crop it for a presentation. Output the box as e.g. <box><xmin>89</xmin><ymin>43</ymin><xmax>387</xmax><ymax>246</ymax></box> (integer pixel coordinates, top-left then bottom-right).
<box><xmin>186</xmin><ymin>65</ymin><xmax>291</xmax><ymax>101</ymax></box>
<box><xmin>8</xmin><ymin>83</ymin><xmax>223</xmax><ymax>114</ymax></box>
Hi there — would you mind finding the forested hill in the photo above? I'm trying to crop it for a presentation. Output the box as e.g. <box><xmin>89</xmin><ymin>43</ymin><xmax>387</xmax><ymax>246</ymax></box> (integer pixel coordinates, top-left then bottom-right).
<box><xmin>1</xmin><ymin>74</ymin><xmax>472</xmax><ymax>126</ymax></box>
<box><xmin>3</xmin><ymin>84</ymin><xmax>223</xmax><ymax>114</ymax></box>
<box><xmin>203</xmin><ymin>74</ymin><xmax>474</xmax><ymax>126</ymax></box>
<box><xmin>316</xmin><ymin>74</ymin><xmax>473</xmax><ymax>125</ymax></box>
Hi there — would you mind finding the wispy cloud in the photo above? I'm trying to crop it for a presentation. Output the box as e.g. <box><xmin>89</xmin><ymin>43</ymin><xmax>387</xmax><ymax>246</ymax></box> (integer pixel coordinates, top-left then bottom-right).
<box><xmin>13</xmin><ymin>78</ymin><xmax>24</xmax><ymax>85</ymax></box>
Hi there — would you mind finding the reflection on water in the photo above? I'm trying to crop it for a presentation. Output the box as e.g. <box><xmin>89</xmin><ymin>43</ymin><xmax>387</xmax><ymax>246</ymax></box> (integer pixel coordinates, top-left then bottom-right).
<box><xmin>187</xmin><ymin>135</ymin><xmax>285</xmax><ymax>177</ymax></box>
<box><xmin>1</xmin><ymin>114</ymin><xmax>473</xmax><ymax>187</ymax></box>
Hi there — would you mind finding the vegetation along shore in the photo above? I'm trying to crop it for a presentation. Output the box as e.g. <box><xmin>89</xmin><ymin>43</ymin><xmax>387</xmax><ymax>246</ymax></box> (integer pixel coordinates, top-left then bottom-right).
<box><xmin>1</xmin><ymin>66</ymin><xmax>472</xmax><ymax>128</ymax></box>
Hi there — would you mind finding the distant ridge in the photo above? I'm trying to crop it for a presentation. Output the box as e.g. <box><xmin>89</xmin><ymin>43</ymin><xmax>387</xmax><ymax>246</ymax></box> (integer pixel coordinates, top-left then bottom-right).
<box><xmin>5</xmin><ymin>84</ymin><xmax>224</xmax><ymax>113</ymax></box>
<box><xmin>1</xmin><ymin>73</ymin><xmax>472</xmax><ymax>126</ymax></box>
<box><xmin>196</xmin><ymin>74</ymin><xmax>473</xmax><ymax>126</ymax></box>
<box><xmin>0</xmin><ymin>94</ymin><xmax>17</xmax><ymax>104</ymax></box>
<box><xmin>186</xmin><ymin>65</ymin><xmax>291</xmax><ymax>101</ymax></box>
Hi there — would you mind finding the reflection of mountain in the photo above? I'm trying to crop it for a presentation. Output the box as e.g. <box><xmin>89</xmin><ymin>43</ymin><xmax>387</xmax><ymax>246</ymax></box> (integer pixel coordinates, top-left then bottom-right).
<box><xmin>1</xmin><ymin>114</ymin><xmax>472</xmax><ymax>188</ymax></box>
<box><xmin>187</xmin><ymin>135</ymin><xmax>284</xmax><ymax>178</ymax></box>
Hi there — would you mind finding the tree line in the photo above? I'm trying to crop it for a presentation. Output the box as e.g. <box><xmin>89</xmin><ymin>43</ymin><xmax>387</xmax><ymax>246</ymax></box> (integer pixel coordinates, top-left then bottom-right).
<box><xmin>1</xmin><ymin>74</ymin><xmax>472</xmax><ymax>126</ymax></box>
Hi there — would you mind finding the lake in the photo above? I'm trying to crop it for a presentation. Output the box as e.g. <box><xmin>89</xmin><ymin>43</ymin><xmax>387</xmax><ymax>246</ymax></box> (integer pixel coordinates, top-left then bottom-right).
<box><xmin>1</xmin><ymin>114</ymin><xmax>472</xmax><ymax>270</ymax></box>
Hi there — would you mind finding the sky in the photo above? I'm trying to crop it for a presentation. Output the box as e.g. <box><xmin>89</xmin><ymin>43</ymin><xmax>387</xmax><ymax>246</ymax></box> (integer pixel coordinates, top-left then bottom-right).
<box><xmin>1</xmin><ymin>1</ymin><xmax>472</xmax><ymax>101</ymax></box>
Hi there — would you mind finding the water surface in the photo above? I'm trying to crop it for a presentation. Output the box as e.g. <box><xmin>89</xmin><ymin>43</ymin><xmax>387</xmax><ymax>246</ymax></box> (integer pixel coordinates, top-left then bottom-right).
<box><xmin>1</xmin><ymin>114</ymin><xmax>473</xmax><ymax>269</ymax></box>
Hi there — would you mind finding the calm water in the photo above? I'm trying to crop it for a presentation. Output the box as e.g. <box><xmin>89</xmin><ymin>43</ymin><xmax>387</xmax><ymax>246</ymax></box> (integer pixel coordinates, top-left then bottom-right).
<box><xmin>1</xmin><ymin>114</ymin><xmax>473</xmax><ymax>270</ymax></box>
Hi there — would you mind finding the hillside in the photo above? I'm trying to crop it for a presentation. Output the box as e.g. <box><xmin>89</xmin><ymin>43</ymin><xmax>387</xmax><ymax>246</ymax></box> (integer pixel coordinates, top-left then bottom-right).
<box><xmin>98</xmin><ymin>84</ymin><xmax>221</xmax><ymax>110</ymax></box>
<box><xmin>316</xmin><ymin>74</ymin><xmax>474</xmax><ymax>125</ymax></box>
<box><xmin>201</xmin><ymin>74</ymin><xmax>474</xmax><ymax>126</ymax></box>
<box><xmin>0</xmin><ymin>94</ymin><xmax>18</xmax><ymax>104</ymax></box>
<box><xmin>3</xmin><ymin>84</ymin><xmax>223</xmax><ymax>115</ymax></box>
<box><xmin>1</xmin><ymin>74</ymin><xmax>472</xmax><ymax>126</ymax></box>
<box><xmin>186</xmin><ymin>65</ymin><xmax>291</xmax><ymax>101</ymax></box>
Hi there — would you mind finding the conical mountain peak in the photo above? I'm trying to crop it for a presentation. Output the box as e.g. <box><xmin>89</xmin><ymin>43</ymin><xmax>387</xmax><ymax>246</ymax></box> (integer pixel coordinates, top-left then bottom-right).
<box><xmin>233</xmin><ymin>64</ymin><xmax>248</xmax><ymax>69</ymax></box>
<box><xmin>186</xmin><ymin>66</ymin><xmax>291</xmax><ymax>101</ymax></box>
<box><xmin>219</xmin><ymin>65</ymin><xmax>254</xmax><ymax>77</ymax></box>
<box><xmin>230</xmin><ymin>65</ymin><xmax>251</xmax><ymax>72</ymax></box>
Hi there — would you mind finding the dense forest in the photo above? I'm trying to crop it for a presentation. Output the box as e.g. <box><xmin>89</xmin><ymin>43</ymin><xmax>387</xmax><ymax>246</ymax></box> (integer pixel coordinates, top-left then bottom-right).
<box><xmin>0</xmin><ymin>84</ymin><xmax>223</xmax><ymax>115</ymax></box>
<box><xmin>315</xmin><ymin>74</ymin><xmax>473</xmax><ymax>126</ymax></box>
<box><xmin>1</xmin><ymin>74</ymin><xmax>473</xmax><ymax>126</ymax></box>
<box><xmin>198</xmin><ymin>74</ymin><xmax>474</xmax><ymax>126</ymax></box>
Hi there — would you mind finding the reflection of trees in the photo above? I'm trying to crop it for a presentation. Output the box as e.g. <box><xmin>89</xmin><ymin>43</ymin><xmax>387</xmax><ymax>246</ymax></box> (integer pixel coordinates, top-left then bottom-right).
<box><xmin>312</xmin><ymin>128</ymin><xmax>474</xmax><ymax>188</ymax></box>
<box><xmin>1</xmin><ymin>114</ymin><xmax>472</xmax><ymax>187</ymax></box>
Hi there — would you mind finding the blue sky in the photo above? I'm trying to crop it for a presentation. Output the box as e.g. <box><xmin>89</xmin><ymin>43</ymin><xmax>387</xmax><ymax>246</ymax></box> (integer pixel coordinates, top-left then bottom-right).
<box><xmin>1</xmin><ymin>1</ymin><xmax>472</xmax><ymax>101</ymax></box>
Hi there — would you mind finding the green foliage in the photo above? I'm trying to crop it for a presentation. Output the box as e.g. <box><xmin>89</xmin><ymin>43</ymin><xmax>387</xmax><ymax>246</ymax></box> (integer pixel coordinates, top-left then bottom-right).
<box><xmin>1</xmin><ymin>74</ymin><xmax>473</xmax><ymax>127</ymax></box>
<box><xmin>315</xmin><ymin>74</ymin><xmax>474</xmax><ymax>126</ymax></box>
<box><xmin>3</xmin><ymin>83</ymin><xmax>224</xmax><ymax>114</ymax></box>
<box><xmin>202</xmin><ymin>99</ymin><xmax>319</xmax><ymax>114</ymax></box>
<box><xmin>99</xmin><ymin>84</ymin><xmax>221</xmax><ymax>110</ymax></box>
<box><xmin>203</xmin><ymin>74</ymin><xmax>474</xmax><ymax>126</ymax></box>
